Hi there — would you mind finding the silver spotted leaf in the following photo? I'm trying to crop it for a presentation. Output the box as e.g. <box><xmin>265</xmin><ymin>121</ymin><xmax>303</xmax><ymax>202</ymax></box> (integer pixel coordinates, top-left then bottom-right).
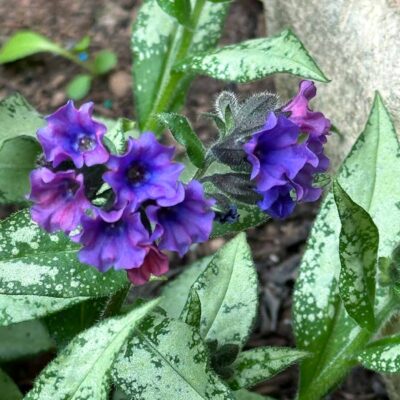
<box><xmin>25</xmin><ymin>299</ymin><xmax>158</xmax><ymax>400</ymax></box>
<box><xmin>175</xmin><ymin>30</ymin><xmax>328</xmax><ymax>84</ymax></box>
<box><xmin>294</xmin><ymin>94</ymin><xmax>400</xmax><ymax>400</ymax></box>
<box><xmin>192</xmin><ymin>233</ymin><xmax>258</xmax><ymax>347</ymax></box>
<box><xmin>112</xmin><ymin>311</ymin><xmax>234</xmax><ymax>400</ymax></box>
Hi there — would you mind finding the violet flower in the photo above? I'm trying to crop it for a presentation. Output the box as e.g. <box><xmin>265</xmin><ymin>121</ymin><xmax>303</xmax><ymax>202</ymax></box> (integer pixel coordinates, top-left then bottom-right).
<box><xmin>147</xmin><ymin>181</ymin><xmax>215</xmax><ymax>257</ymax></box>
<box><xmin>28</xmin><ymin>168</ymin><xmax>90</xmax><ymax>233</ymax></box>
<box><xmin>77</xmin><ymin>207</ymin><xmax>151</xmax><ymax>272</ymax></box>
<box><xmin>103</xmin><ymin>133</ymin><xmax>184</xmax><ymax>210</ymax></box>
<box><xmin>127</xmin><ymin>245</ymin><xmax>169</xmax><ymax>286</ymax></box>
<box><xmin>37</xmin><ymin>101</ymin><xmax>109</xmax><ymax>168</ymax></box>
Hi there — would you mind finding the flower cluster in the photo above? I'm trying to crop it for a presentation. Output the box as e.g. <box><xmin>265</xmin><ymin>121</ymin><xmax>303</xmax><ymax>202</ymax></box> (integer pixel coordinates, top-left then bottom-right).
<box><xmin>28</xmin><ymin>101</ymin><xmax>215</xmax><ymax>285</ymax></box>
<box><xmin>243</xmin><ymin>80</ymin><xmax>330</xmax><ymax>218</ymax></box>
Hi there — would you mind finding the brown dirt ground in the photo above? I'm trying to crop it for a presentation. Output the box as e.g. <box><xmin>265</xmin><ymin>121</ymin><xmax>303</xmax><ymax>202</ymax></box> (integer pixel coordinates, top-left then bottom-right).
<box><xmin>0</xmin><ymin>0</ymin><xmax>389</xmax><ymax>399</ymax></box>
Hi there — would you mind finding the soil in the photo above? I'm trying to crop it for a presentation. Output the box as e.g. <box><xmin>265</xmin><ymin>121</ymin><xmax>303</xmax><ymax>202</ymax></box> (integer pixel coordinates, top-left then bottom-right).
<box><xmin>0</xmin><ymin>0</ymin><xmax>389</xmax><ymax>399</ymax></box>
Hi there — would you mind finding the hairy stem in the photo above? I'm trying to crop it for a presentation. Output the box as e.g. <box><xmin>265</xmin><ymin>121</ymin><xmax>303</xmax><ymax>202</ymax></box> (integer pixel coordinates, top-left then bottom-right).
<box><xmin>101</xmin><ymin>284</ymin><xmax>131</xmax><ymax>319</ymax></box>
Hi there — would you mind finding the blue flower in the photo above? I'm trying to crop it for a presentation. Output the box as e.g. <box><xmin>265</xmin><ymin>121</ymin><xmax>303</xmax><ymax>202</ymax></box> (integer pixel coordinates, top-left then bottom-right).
<box><xmin>146</xmin><ymin>181</ymin><xmax>215</xmax><ymax>256</ymax></box>
<box><xmin>37</xmin><ymin>101</ymin><xmax>109</xmax><ymax>168</ymax></box>
<box><xmin>103</xmin><ymin>132</ymin><xmax>184</xmax><ymax>210</ymax></box>
<box><xmin>28</xmin><ymin>168</ymin><xmax>90</xmax><ymax>233</ymax></box>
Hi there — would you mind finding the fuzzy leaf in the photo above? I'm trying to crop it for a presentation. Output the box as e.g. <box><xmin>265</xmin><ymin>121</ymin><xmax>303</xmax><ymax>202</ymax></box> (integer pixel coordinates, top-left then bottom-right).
<box><xmin>66</xmin><ymin>74</ymin><xmax>92</xmax><ymax>100</ymax></box>
<box><xmin>0</xmin><ymin>320</ymin><xmax>53</xmax><ymax>362</ymax></box>
<box><xmin>357</xmin><ymin>335</ymin><xmax>400</xmax><ymax>373</ymax></box>
<box><xmin>158</xmin><ymin>112</ymin><xmax>205</xmax><ymax>168</ymax></box>
<box><xmin>333</xmin><ymin>181</ymin><xmax>379</xmax><ymax>330</ymax></box>
<box><xmin>112</xmin><ymin>311</ymin><xmax>234</xmax><ymax>399</ymax></box>
<box><xmin>161</xmin><ymin>256</ymin><xmax>211</xmax><ymax>318</ymax></box>
<box><xmin>229</xmin><ymin>347</ymin><xmax>308</xmax><ymax>390</ymax></box>
<box><xmin>0</xmin><ymin>94</ymin><xmax>43</xmax><ymax>203</ymax></box>
<box><xmin>132</xmin><ymin>0</ymin><xmax>229</xmax><ymax>129</ymax></box>
<box><xmin>234</xmin><ymin>390</ymin><xmax>276</xmax><ymax>400</ymax></box>
<box><xmin>156</xmin><ymin>0</ymin><xmax>192</xmax><ymax>26</ymax></box>
<box><xmin>180</xmin><ymin>288</ymin><xmax>202</xmax><ymax>328</ymax></box>
<box><xmin>192</xmin><ymin>233</ymin><xmax>258</xmax><ymax>347</ymax></box>
<box><xmin>0</xmin><ymin>210</ymin><xmax>128</xmax><ymax>298</ymax></box>
<box><xmin>294</xmin><ymin>93</ymin><xmax>400</xmax><ymax>400</ymax></box>
<box><xmin>175</xmin><ymin>30</ymin><xmax>328</xmax><ymax>83</ymax></box>
<box><xmin>0</xmin><ymin>369</ymin><xmax>22</xmax><ymax>400</ymax></box>
<box><xmin>25</xmin><ymin>300</ymin><xmax>158</xmax><ymax>400</ymax></box>
<box><xmin>0</xmin><ymin>31</ymin><xmax>68</xmax><ymax>63</ymax></box>
<box><xmin>104</xmin><ymin>117</ymin><xmax>136</xmax><ymax>154</ymax></box>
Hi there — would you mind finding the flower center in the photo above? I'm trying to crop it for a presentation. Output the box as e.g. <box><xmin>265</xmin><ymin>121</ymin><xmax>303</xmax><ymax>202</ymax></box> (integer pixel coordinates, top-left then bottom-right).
<box><xmin>77</xmin><ymin>134</ymin><xmax>95</xmax><ymax>151</ymax></box>
<box><xmin>128</xmin><ymin>164</ymin><xmax>148</xmax><ymax>186</ymax></box>
<box><xmin>62</xmin><ymin>180</ymin><xmax>80</xmax><ymax>200</ymax></box>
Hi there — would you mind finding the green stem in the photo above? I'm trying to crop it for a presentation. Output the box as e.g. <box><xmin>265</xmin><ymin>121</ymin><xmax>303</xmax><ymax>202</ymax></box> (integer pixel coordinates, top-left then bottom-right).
<box><xmin>143</xmin><ymin>0</ymin><xmax>207</xmax><ymax>133</ymax></box>
<box><xmin>59</xmin><ymin>49</ymin><xmax>97</xmax><ymax>75</ymax></box>
<box><xmin>101</xmin><ymin>284</ymin><xmax>131</xmax><ymax>319</ymax></box>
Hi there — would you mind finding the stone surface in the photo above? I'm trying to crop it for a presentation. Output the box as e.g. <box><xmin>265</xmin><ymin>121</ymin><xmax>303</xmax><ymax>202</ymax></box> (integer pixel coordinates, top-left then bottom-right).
<box><xmin>262</xmin><ymin>0</ymin><xmax>400</xmax><ymax>165</ymax></box>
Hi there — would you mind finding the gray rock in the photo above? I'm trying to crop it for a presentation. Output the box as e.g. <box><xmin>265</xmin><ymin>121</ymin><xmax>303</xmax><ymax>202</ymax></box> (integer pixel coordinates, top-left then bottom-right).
<box><xmin>262</xmin><ymin>0</ymin><xmax>400</xmax><ymax>165</ymax></box>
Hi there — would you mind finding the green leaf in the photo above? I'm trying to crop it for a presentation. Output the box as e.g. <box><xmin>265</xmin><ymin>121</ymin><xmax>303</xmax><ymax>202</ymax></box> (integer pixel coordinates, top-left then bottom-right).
<box><xmin>132</xmin><ymin>0</ymin><xmax>229</xmax><ymax>130</ymax></box>
<box><xmin>0</xmin><ymin>368</ymin><xmax>22</xmax><ymax>400</ymax></box>
<box><xmin>72</xmin><ymin>35</ymin><xmax>91</xmax><ymax>52</ymax></box>
<box><xmin>294</xmin><ymin>93</ymin><xmax>400</xmax><ymax>400</ymax></box>
<box><xmin>161</xmin><ymin>256</ymin><xmax>211</xmax><ymax>318</ymax></box>
<box><xmin>0</xmin><ymin>320</ymin><xmax>53</xmax><ymax>362</ymax></box>
<box><xmin>0</xmin><ymin>210</ymin><xmax>128</xmax><ymax>298</ymax></box>
<box><xmin>156</xmin><ymin>0</ymin><xmax>192</xmax><ymax>27</ymax></box>
<box><xmin>44</xmin><ymin>298</ymin><xmax>107</xmax><ymax>349</ymax></box>
<box><xmin>112</xmin><ymin>311</ymin><xmax>234</xmax><ymax>399</ymax></box>
<box><xmin>104</xmin><ymin>117</ymin><xmax>136</xmax><ymax>154</ymax></box>
<box><xmin>25</xmin><ymin>299</ymin><xmax>158</xmax><ymax>400</ymax></box>
<box><xmin>333</xmin><ymin>181</ymin><xmax>379</xmax><ymax>331</ymax></box>
<box><xmin>0</xmin><ymin>294</ymin><xmax>85</xmax><ymax>327</ymax></box>
<box><xmin>234</xmin><ymin>390</ymin><xmax>275</xmax><ymax>400</ymax></box>
<box><xmin>158</xmin><ymin>112</ymin><xmax>205</xmax><ymax>168</ymax></box>
<box><xmin>229</xmin><ymin>347</ymin><xmax>308</xmax><ymax>390</ymax></box>
<box><xmin>0</xmin><ymin>137</ymin><xmax>41</xmax><ymax>204</ymax></box>
<box><xmin>0</xmin><ymin>31</ymin><xmax>68</xmax><ymax>63</ymax></box>
<box><xmin>0</xmin><ymin>94</ymin><xmax>43</xmax><ymax>203</ymax></box>
<box><xmin>192</xmin><ymin>233</ymin><xmax>258</xmax><ymax>347</ymax></box>
<box><xmin>175</xmin><ymin>29</ymin><xmax>328</xmax><ymax>83</ymax></box>
<box><xmin>93</xmin><ymin>50</ymin><xmax>117</xmax><ymax>75</ymax></box>
<box><xmin>357</xmin><ymin>335</ymin><xmax>400</xmax><ymax>373</ymax></box>
<box><xmin>66</xmin><ymin>74</ymin><xmax>92</xmax><ymax>100</ymax></box>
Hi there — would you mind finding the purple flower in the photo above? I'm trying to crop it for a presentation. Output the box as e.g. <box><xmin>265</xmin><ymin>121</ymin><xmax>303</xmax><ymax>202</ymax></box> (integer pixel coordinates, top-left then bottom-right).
<box><xmin>127</xmin><ymin>245</ymin><xmax>169</xmax><ymax>286</ymax></box>
<box><xmin>28</xmin><ymin>168</ymin><xmax>90</xmax><ymax>233</ymax></box>
<box><xmin>147</xmin><ymin>181</ymin><xmax>215</xmax><ymax>257</ymax></box>
<box><xmin>77</xmin><ymin>207</ymin><xmax>151</xmax><ymax>272</ymax></box>
<box><xmin>283</xmin><ymin>80</ymin><xmax>330</xmax><ymax>138</ymax></box>
<box><xmin>103</xmin><ymin>133</ymin><xmax>184</xmax><ymax>210</ymax></box>
<box><xmin>244</xmin><ymin>112</ymin><xmax>318</xmax><ymax>218</ymax></box>
<box><xmin>37</xmin><ymin>101</ymin><xmax>109</xmax><ymax>168</ymax></box>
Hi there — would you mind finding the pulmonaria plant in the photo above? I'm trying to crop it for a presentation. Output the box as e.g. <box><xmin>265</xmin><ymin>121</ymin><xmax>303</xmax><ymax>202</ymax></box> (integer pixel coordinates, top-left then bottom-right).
<box><xmin>28</xmin><ymin>101</ymin><xmax>215</xmax><ymax>285</ymax></box>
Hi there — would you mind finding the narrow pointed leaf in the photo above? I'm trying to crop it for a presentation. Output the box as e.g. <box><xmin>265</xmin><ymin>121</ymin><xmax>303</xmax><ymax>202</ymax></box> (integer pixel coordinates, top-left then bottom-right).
<box><xmin>294</xmin><ymin>93</ymin><xmax>400</xmax><ymax>400</ymax></box>
<box><xmin>175</xmin><ymin>30</ymin><xmax>328</xmax><ymax>83</ymax></box>
<box><xmin>112</xmin><ymin>311</ymin><xmax>234</xmax><ymax>399</ymax></box>
<box><xmin>0</xmin><ymin>31</ymin><xmax>68</xmax><ymax>63</ymax></box>
<box><xmin>25</xmin><ymin>300</ymin><xmax>158</xmax><ymax>400</ymax></box>
<box><xmin>0</xmin><ymin>210</ymin><xmax>127</xmax><ymax>298</ymax></box>
<box><xmin>158</xmin><ymin>112</ymin><xmax>205</xmax><ymax>168</ymax></box>
<box><xmin>333</xmin><ymin>181</ymin><xmax>378</xmax><ymax>330</ymax></box>
<box><xmin>0</xmin><ymin>369</ymin><xmax>22</xmax><ymax>400</ymax></box>
<box><xmin>192</xmin><ymin>233</ymin><xmax>258</xmax><ymax>347</ymax></box>
<box><xmin>229</xmin><ymin>347</ymin><xmax>308</xmax><ymax>390</ymax></box>
<box><xmin>357</xmin><ymin>335</ymin><xmax>400</xmax><ymax>373</ymax></box>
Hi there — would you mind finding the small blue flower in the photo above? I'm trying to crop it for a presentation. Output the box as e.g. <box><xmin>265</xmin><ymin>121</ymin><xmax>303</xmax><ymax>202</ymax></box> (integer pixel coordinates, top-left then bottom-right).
<box><xmin>147</xmin><ymin>181</ymin><xmax>215</xmax><ymax>257</ymax></box>
<box><xmin>103</xmin><ymin>132</ymin><xmax>184</xmax><ymax>210</ymax></box>
<box><xmin>78</xmin><ymin>52</ymin><xmax>89</xmax><ymax>62</ymax></box>
<box><xmin>37</xmin><ymin>101</ymin><xmax>109</xmax><ymax>168</ymax></box>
